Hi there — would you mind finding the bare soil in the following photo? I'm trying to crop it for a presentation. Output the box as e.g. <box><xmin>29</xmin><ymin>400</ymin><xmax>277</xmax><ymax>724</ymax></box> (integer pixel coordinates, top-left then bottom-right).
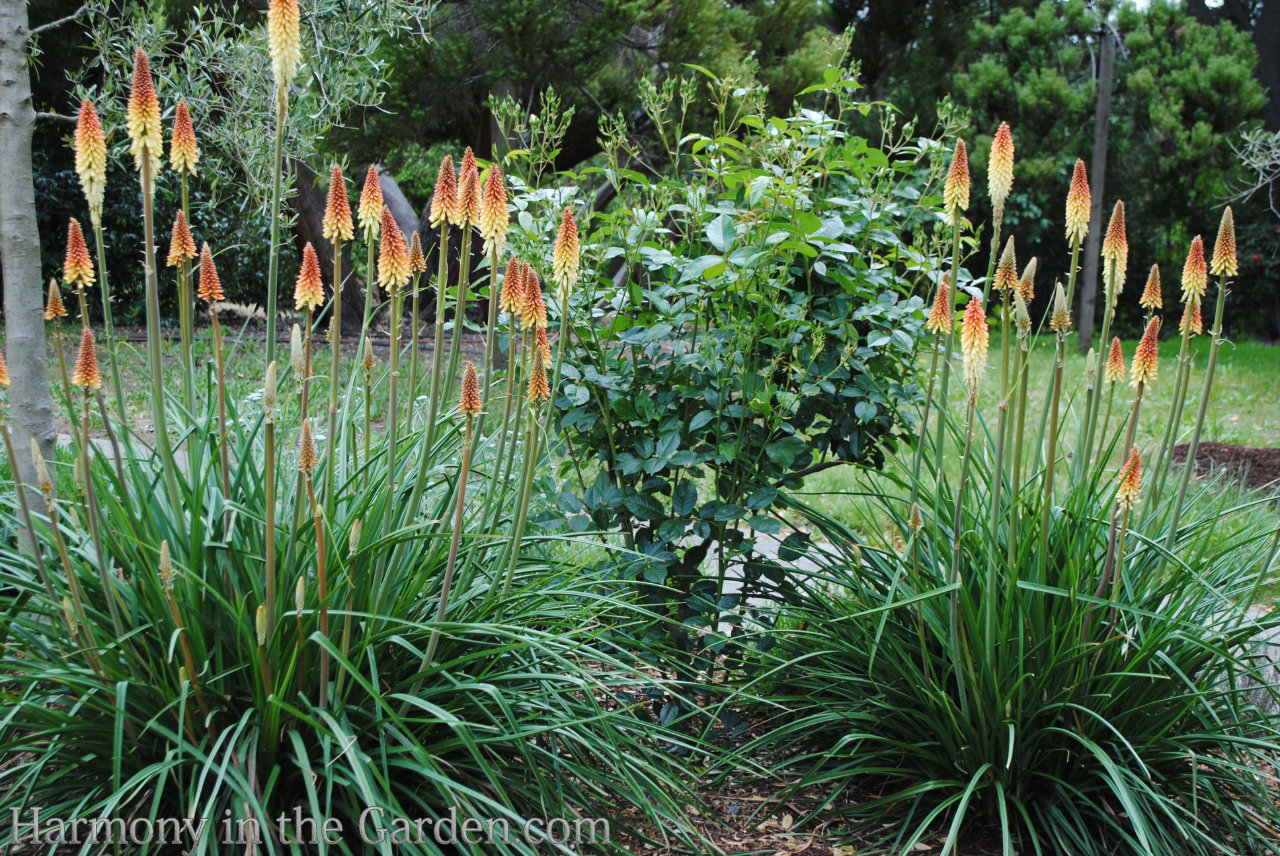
<box><xmin>1172</xmin><ymin>442</ymin><xmax>1280</xmax><ymax>492</ymax></box>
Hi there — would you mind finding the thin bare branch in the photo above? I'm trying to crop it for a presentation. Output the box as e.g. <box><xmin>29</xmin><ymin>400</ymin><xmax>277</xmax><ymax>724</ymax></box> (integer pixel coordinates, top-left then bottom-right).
<box><xmin>29</xmin><ymin>4</ymin><xmax>88</xmax><ymax>37</ymax></box>
<box><xmin>36</xmin><ymin>112</ymin><xmax>76</xmax><ymax>125</ymax></box>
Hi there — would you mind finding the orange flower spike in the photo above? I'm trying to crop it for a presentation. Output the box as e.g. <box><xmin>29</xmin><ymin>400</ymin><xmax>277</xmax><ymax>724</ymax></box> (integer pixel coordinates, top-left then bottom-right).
<box><xmin>988</xmin><ymin>123</ymin><xmax>1014</xmax><ymax>220</ymax></box>
<box><xmin>45</xmin><ymin>280</ymin><xmax>69</xmax><ymax>321</ymax></box>
<box><xmin>1131</xmin><ymin>317</ymin><xmax>1160</xmax><ymax>387</ymax></box>
<box><xmin>63</xmin><ymin>219</ymin><xmax>95</xmax><ymax>288</ymax></box>
<box><xmin>166</xmin><ymin>210</ymin><xmax>197</xmax><ymax>268</ymax></box>
<box><xmin>126</xmin><ymin>49</ymin><xmax>163</xmax><ymax>174</ymax></box>
<box><xmin>1179</xmin><ymin>296</ymin><xmax>1203</xmax><ymax>337</ymax></box>
<box><xmin>925</xmin><ymin>274</ymin><xmax>951</xmax><ymax>335</ymax></box>
<box><xmin>74</xmin><ymin>99</ymin><xmax>107</xmax><ymax>222</ymax></box>
<box><xmin>376</xmin><ymin>207</ymin><xmax>411</xmax><ymax>293</ymax></box>
<box><xmin>459</xmin><ymin>361</ymin><xmax>482</xmax><ymax>417</ymax></box>
<box><xmin>0</xmin><ymin>348</ymin><xmax>9</xmax><ymax>387</ymax></box>
<box><xmin>1116</xmin><ymin>446</ymin><xmax>1143</xmax><ymax>512</ymax></box>
<box><xmin>527</xmin><ymin>347</ymin><xmax>551</xmax><ymax>403</ymax></box>
<box><xmin>408</xmin><ymin>231</ymin><xmax>427</xmax><ymax>274</ymax></box>
<box><xmin>1065</xmin><ymin>159</ymin><xmax>1091</xmax><ymax>248</ymax></box>
<box><xmin>943</xmin><ymin>139</ymin><xmax>970</xmax><ymax>226</ymax></box>
<box><xmin>198</xmin><ymin>243</ymin><xmax>225</xmax><ymax>303</ymax></box>
<box><xmin>523</xmin><ymin>264</ymin><xmax>548</xmax><ymax>330</ymax></box>
<box><xmin>1017</xmin><ymin>257</ymin><xmax>1037</xmax><ymax>302</ymax></box>
<box><xmin>457</xmin><ymin>147</ymin><xmax>481</xmax><ymax>229</ymax></box>
<box><xmin>1181</xmin><ymin>236</ymin><xmax>1207</xmax><ymax>303</ymax></box>
<box><xmin>1211</xmin><ymin>206</ymin><xmax>1237</xmax><ymax>277</ymax></box>
<box><xmin>294</xmin><ymin>243</ymin><xmax>325</xmax><ymax>311</ymax></box>
<box><xmin>1101</xmin><ymin>200</ymin><xmax>1128</xmax><ymax>296</ymax></box>
<box><xmin>298</xmin><ymin>419</ymin><xmax>316</xmax><ymax>473</ymax></box>
<box><xmin>1105</xmin><ymin>337</ymin><xmax>1125</xmax><ymax>384</ymax></box>
<box><xmin>429</xmin><ymin>154</ymin><xmax>458</xmax><ymax>229</ymax></box>
<box><xmin>552</xmin><ymin>207</ymin><xmax>580</xmax><ymax>297</ymax></box>
<box><xmin>267</xmin><ymin>0</ymin><xmax>301</xmax><ymax>94</ymax></box>
<box><xmin>993</xmin><ymin>236</ymin><xmax>1018</xmax><ymax>292</ymax></box>
<box><xmin>323</xmin><ymin>164</ymin><xmax>354</xmax><ymax>244</ymax></box>
<box><xmin>478</xmin><ymin>163</ymin><xmax>510</xmax><ymax>256</ymax></box>
<box><xmin>71</xmin><ymin>327</ymin><xmax>102</xmax><ymax>389</ymax></box>
<box><xmin>960</xmin><ymin>295</ymin><xmax>989</xmax><ymax>398</ymax></box>
<box><xmin>1139</xmin><ymin>264</ymin><xmax>1162</xmax><ymax>311</ymax></box>
<box><xmin>500</xmin><ymin>257</ymin><xmax>524</xmax><ymax>320</ymax></box>
<box><xmin>169</xmin><ymin>99</ymin><xmax>199</xmax><ymax>176</ymax></box>
<box><xmin>357</xmin><ymin>165</ymin><xmax>383</xmax><ymax>238</ymax></box>
<box><xmin>535</xmin><ymin>325</ymin><xmax>552</xmax><ymax>364</ymax></box>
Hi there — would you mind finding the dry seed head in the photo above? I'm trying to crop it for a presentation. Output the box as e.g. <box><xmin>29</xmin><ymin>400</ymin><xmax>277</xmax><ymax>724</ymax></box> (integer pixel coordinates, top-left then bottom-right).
<box><xmin>0</xmin><ymin>348</ymin><xmax>8</xmax><ymax>387</ymax></box>
<box><xmin>500</xmin><ymin>257</ymin><xmax>524</xmax><ymax>320</ymax></box>
<box><xmin>71</xmin><ymin>327</ymin><xmax>101</xmax><ymax>389</ymax></box>
<box><xmin>323</xmin><ymin>164</ymin><xmax>354</xmax><ymax>243</ymax></box>
<box><xmin>457</xmin><ymin>147</ymin><xmax>481</xmax><ymax>228</ymax></box>
<box><xmin>263</xmin><ymin>361</ymin><xmax>278</xmax><ymax>414</ymax></box>
<box><xmin>30</xmin><ymin>439</ymin><xmax>52</xmax><ymax>495</ymax></box>
<box><xmin>294</xmin><ymin>243</ymin><xmax>325</xmax><ymax>311</ymax></box>
<box><xmin>126</xmin><ymin>49</ymin><xmax>162</xmax><ymax>174</ymax></box>
<box><xmin>925</xmin><ymin>274</ymin><xmax>951</xmax><ymax>335</ymax></box>
<box><xmin>45</xmin><ymin>280</ymin><xmax>68</xmax><ymax>321</ymax></box>
<box><xmin>429</xmin><ymin>154</ymin><xmax>458</xmax><ymax>229</ymax></box>
<box><xmin>1101</xmin><ymin>200</ymin><xmax>1128</xmax><ymax>298</ymax></box>
<box><xmin>1105</xmin><ymin>337</ymin><xmax>1125</xmax><ymax>384</ymax></box>
<box><xmin>376</xmin><ymin>207</ymin><xmax>411</xmax><ymax>292</ymax></box>
<box><xmin>169</xmin><ymin>99</ymin><xmax>199</xmax><ymax>176</ymax></box>
<box><xmin>298</xmin><ymin>419</ymin><xmax>316</xmax><ymax>472</ymax></box>
<box><xmin>459</xmin><ymin>361</ymin><xmax>482</xmax><ymax>417</ymax></box>
<box><xmin>1211</xmin><ymin>206</ymin><xmax>1237</xmax><ymax>277</ymax></box>
<box><xmin>362</xmin><ymin>339</ymin><xmax>375</xmax><ymax>372</ymax></box>
<box><xmin>1180</xmin><ymin>296</ymin><xmax>1203</xmax><ymax>336</ymax></box>
<box><xmin>64</xmin><ymin>219</ymin><xmax>95</xmax><ymax>288</ymax></box>
<box><xmin>988</xmin><ymin>123</ymin><xmax>1014</xmax><ymax>221</ymax></box>
<box><xmin>408</xmin><ymin>231</ymin><xmax>427</xmax><ymax>273</ymax></box>
<box><xmin>1181</xmin><ymin>236</ymin><xmax>1207</xmax><ymax>302</ymax></box>
<box><xmin>357</xmin><ymin>165</ymin><xmax>383</xmax><ymax>238</ymax></box>
<box><xmin>1117</xmin><ymin>446</ymin><xmax>1143</xmax><ymax>512</ymax></box>
<box><xmin>1139</xmin><ymin>264</ymin><xmax>1162</xmax><ymax>311</ymax></box>
<box><xmin>907</xmin><ymin>501</ymin><xmax>923</xmax><ymax>531</ymax></box>
<box><xmin>1065</xmin><ymin>159</ymin><xmax>1090</xmax><ymax>247</ymax></box>
<box><xmin>960</xmin><ymin>295</ymin><xmax>988</xmax><ymax>398</ymax></box>
<box><xmin>267</xmin><ymin>0</ymin><xmax>301</xmax><ymax>94</ymax></box>
<box><xmin>158</xmin><ymin>540</ymin><xmax>176</xmax><ymax>590</ymax></box>
<box><xmin>1050</xmin><ymin>282</ymin><xmax>1071</xmax><ymax>332</ymax></box>
<box><xmin>1131</xmin><ymin>317</ymin><xmax>1160</xmax><ymax>387</ymax></box>
<box><xmin>74</xmin><ymin>99</ymin><xmax>107</xmax><ymax>223</ymax></box>
<box><xmin>943</xmin><ymin>139</ymin><xmax>970</xmax><ymax>225</ymax></box>
<box><xmin>198</xmin><ymin>243</ymin><xmax>225</xmax><ymax>302</ymax></box>
<box><xmin>526</xmin><ymin>345</ymin><xmax>551</xmax><ymax>403</ymax></box>
<box><xmin>552</xmin><ymin>207</ymin><xmax>581</xmax><ymax>297</ymax></box>
<box><xmin>255</xmin><ymin>605</ymin><xmax>267</xmax><ymax>647</ymax></box>
<box><xmin>290</xmin><ymin>324</ymin><xmax>304</xmax><ymax>376</ymax></box>
<box><xmin>1017</xmin><ymin>257</ymin><xmax>1037</xmax><ymax>302</ymax></box>
<box><xmin>479</xmin><ymin>163</ymin><xmax>510</xmax><ymax>257</ymax></box>
<box><xmin>993</xmin><ymin>235</ymin><xmax>1018</xmax><ymax>292</ymax></box>
<box><xmin>1013</xmin><ymin>291</ymin><xmax>1031</xmax><ymax>341</ymax></box>
<box><xmin>166</xmin><ymin>210</ymin><xmax>196</xmax><ymax>268</ymax></box>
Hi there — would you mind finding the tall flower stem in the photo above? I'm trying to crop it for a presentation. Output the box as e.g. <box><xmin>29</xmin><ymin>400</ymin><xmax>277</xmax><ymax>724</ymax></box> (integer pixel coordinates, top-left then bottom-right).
<box><xmin>51</xmin><ymin>323</ymin><xmax>75</xmax><ymax>422</ymax></box>
<box><xmin>909</xmin><ymin>331</ymin><xmax>942</xmax><ymax>506</ymax></box>
<box><xmin>1098</xmin><ymin>382</ymin><xmax>1117</xmax><ymax>459</ymax></box>
<box><xmin>264</xmin><ymin>99</ymin><xmax>286</xmax><ymax>373</ymax></box>
<box><xmin>1033</xmin><ymin>247</ymin><xmax>1080</xmax><ymax>473</ymax></box>
<box><xmin>479</xmin><ymin>250</ymin><xmax>500</xmax><ymax>436</ymax></box>
<box><xmin>1151</xmin><ymin>320</ymin><xmax>1195</xmax><ymax>505</ymax></box>
<box><xmin>80</xmin><ymin>389</ymin><xmax>123</xmax><ymax>639</ymax></box>
<box><xmin>179</xmin><ymin>173</ymin><xmax>195</xmax><ymax>414</ymax></box>
<box><xmin>933</xmin><ymin>219</ymin><xmax>962</xmax><ymax>506</ymax></box>
<box><xmin>362</xmin><ymin>351</ymin><xmax>373</xmax><ymax>492</ymax></box>
<box><xmin>543</xmin><ymin>290</ymin><xmax>570</xmax><ymax>439</ymax></box>
<box><xmin>1039</xmin><ymin>331</ymin><xmax>1067</xmax><ymax>557</ymax></box>
<box><xmin>409</xmin><ymin>269</ymin><xmax>423</xmax><ymax>421</ymax></box>
<box><xmin>211</xmin><ymin>306</ymin><xmax>231</xmax><ymax>526</ymax></box>
<box><xmin>445</xmin><ymin>230</ymin><xmax>472</xmax><ymax>400</ymax></box>
<box><xmin>422</xmin><ymin>413</ymin><xmax>474</xmax><ymax>670</ymax></box>
<box><xmin>139</xmin><ymin>156</ymin><xmax>181</xmax><ymax>507</ymax></box>
<box><xmin>264</xmin><ymin>373</ymin><xmax>278</xmax><ymax>643</ymax></box>
<box><xmin>986</xmin><ymin>287</ymin><xmax>1011</xmax><ymax>646</ymax></box>
<box><xmin>409</xmin><ymin>224</ymin><xmax>452</xmax><ymax>514</ymax></box>
<box><xmin>488</xmin><ymin>324</ymin><xmax>521</xmax><ymax>531</ymax></box>
<box><xmin>500</xmin><ymin>403</ymin><xmax>541</xmax><ymax>602</ymax></box>
<box><xmin>1120</xmin><ymin>382</ymin><xmax>1145</xmax><ymax>465</ymax></box>
<box><xmin>385</xmin><ymin>286</ymin><xmax>402</xmax><ymax>523</ymax></box>
<box><xmin>1007</xmin><ymin>343</ymin><xmax>1030</xmax><ymax>566</ymax></box>
<box><xmin>306</xmin><ymin>472</ymin><xmax>329</xmax><ymax>708</ymax></box>
<box><xmin>91</xmin><ymin>222</ymin><xmax>127</xmax><ymax>420</ymax></box>
<box><xmin>1078</xmin><ymin>293</ymin><xmax>1114</xmax><ymax>474</ymax></box>
<box><xmin>324</xmin><ymin>240</ymin><xmax>344</xmax><ymax>513</ymax></box>
<box><xmin>949</xmin><ymin>395</ymin><xmax>976</xmax><ymax>714</ymax></box>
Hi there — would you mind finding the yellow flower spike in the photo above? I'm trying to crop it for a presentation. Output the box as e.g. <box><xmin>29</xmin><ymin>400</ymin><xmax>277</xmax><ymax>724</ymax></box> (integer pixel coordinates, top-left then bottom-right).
<box><xmin>71</xmin><ymin>327</ymin><xmax>102</xmax><ymax>389</ymax></box>
<box><xmin>263</xmin><ymin>361</ymin><xmax>278</xmax><ymax>416</ymax></box>
<box><xmin>526</xmin><ymin>346</ymin><xmax>551</xmax><ymax>403</ymax></box>
<box><xmin>266</xmin><ymin>0</ymin><xmax>301</xmax><ymax>95</ymax></box>
<box><xmin>429</xmin><ymin>154</ymin><xmax>458</xmax><ymax>229</ymax></box>
<box><xmin>1016</xmin><ymin>257</ymin><xmax>1037</xmax><ymax>302</ymax></box>
<box><xmin>169</xmin><ymin>99</ymin><xmax>199</xmax><ymax>176</ymax></box>
<box><xmin>925</xmin><ymin>274</ymin><xmax>951</xmax><ymax>335</ymax></box>
<box><xmin>45</xmin><ymin>280</ymin><xmax>69</xmax><ymax>321</ymax></box>
<box><xmin>1050</xmin><ymin>282</ymin><xmax>1071</xmax><ymax>333</ymax></box>
<box><xmin>294</xmin><ymin>243</ymin><xmax>324</xmax><ymax>311</ymax></box>
<box><xmin>166</xmin><ymin>209</ymin><xmax>197</xmax><ymax>268</ymax></box>
<box><xmin>1117</xmin><ymin>446</ymin><xmax>1143</xmax><ymax>512</ymax></box>
<box><xmin>408</xmin><ymin>231</ymin><xmax>427</xmax><ymax>274</ymax></box>
<box><xmin>1105</xmin><ymin>337</ymin><xmax>1125</xmax><ymax>384</ymax></box>
<box><xmin>1101</xmin><ymin>200</ymin><xmax>1128</xmax><ymax>298</ymax></box>
<box><xmin>993</xmin><ymin>235</ymin><xmax>1018</xmax><ymax>292</ymax></box>
<box><xmin>457</xmin><ymin>147</ymin><xmax>481</xmax><ymax>229</ymax></box>
<box><xmin>357</xmin><ymin>165</ymin><xmax>383</xmax><ymax>238</ymax></box>
<box><xmin>0</xmin><ymin>348</ymin><xmax>8</xmax><ymax>386</ymax></box>
<box><xmin>255</xmin><ymin>605</ymin><xmax>267</xmax><ymax>647</ymax></box>
<box><xmin>959</xmin><ymin>295</ymin><xmax>988</xmax><ymax>399</ymax></box>
<box><xmin>459</xmin><ymin>361</ymin><xmax>482</xmax><ymax>417</ymax></box>
<box><xmin>500</xmin><ymin>257</ymin><xmax>524</xmax><ymax>320</ymax></box>
<box><xmin>1065</xmin><ymin>159</ymin><xmax>1091</xmax><ymax>248</ymax></box>
<box><xmin>1131</xmin><ymin>316</ymin><xmax>1160</xmax><ymax>387</ymax></box>
<box><xmin>1210</xmin><ymin>206</ymin><xmax>1237</xmax><ymax>277</ymax></box>
<box><xmin>298</xmin><ymin>419</ymin><xmax>316</xmax><ymax>472</ymax></box>
<box><xmin>323</xmin><ymin>164</ymin><xmax>354</xmax><ymax>244</ymax></box>
<box><xmin>198</xmin><ymin>243</ymin><xmax>225</xmax><ymax>303</ymax></box>
<box><xmin>988</xmin><ymin>122</ymin><xmax>1014</xmax><ymax>222</ymax></box>
<box><xmin>479</xmin><ymin>163</ymin><xmax>510</xmax><ymax>257</ymax></box>
<box><xmin>1013</xmin><ymin>291</ymin><xmax>1032</xmax><ymax>341</ymax></box>
<box><xmin>943</xmin><ymin>139</ymin><xmax>970</xmax><ymax>226</ymax></box>
<box><xmin>126</xmin><ymin>49</ymin><xmax>163</xmax><ymax>174</ymax></box>
<box><xmin>1181</xmin><ymin>236</ymin><xmax>1207</xmax><ymax>303</ymax></box>
<box><xmin>74</xmin><ymin>99</ymin><xmax>107</xmax><ymax>223</ymax></box>
<box><xmin>522</xmin><ymin>264</ymin><xmax>548</xmax><ymax>330</ymax></box>
<box><xmin>552</xmin><ymin>207</ymin><xmax>580</xmax><ymax>298</ymax></box>
<box><xmin>63</xmin><ymin>219</ymin><xmax>95</xmax><ymax>288</ymax></box>
<box><xmin>1139</xmin><ymin>264</ymin><xmax>1162</xmax><ymax>311</ymax></box>
<box><xmin>159</xmin><ymin>540</ymin><xmax>176</xmax><ymax>590</ymax></box>
<box><xmin>376</xmin><ymin>207</ymin><xmax>411</xmax><ymax>293</ymax></box>
<box><xmin>1180</xmin><ymin>296</ymin><xmax>1203</xmax><ymax>337</ymax></box>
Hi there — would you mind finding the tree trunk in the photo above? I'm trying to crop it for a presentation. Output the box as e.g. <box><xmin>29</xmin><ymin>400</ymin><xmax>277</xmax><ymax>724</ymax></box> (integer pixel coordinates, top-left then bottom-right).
<box><xmin>1077</xmin><ymin>28</ymin><xmax>1115</xmax><ymax>353</ymax></box>
<box><xmin>0</xmin><ymin>0</ymin><xmax>54</xmax><ymax>527</ymax></box>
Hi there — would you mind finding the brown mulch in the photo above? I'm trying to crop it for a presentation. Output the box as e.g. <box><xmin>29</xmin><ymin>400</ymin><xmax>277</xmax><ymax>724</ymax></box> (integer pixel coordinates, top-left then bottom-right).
<box><xmin>1172</xmin><ymin>442</ymin><xmax>1280</xmax><ymax>492</ymax></box>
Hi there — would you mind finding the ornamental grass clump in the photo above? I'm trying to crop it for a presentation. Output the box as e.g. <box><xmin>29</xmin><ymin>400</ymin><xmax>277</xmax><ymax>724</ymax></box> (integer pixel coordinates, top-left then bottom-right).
<box><xmin>0</xmin><ymin>17</ymin><xmax>702</xmax><ymax>853</ymax></box>
<box><xmin>751</xmin><ymin>129</ymin><xmax>1280</xmax><ymax>856</ymax></box>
